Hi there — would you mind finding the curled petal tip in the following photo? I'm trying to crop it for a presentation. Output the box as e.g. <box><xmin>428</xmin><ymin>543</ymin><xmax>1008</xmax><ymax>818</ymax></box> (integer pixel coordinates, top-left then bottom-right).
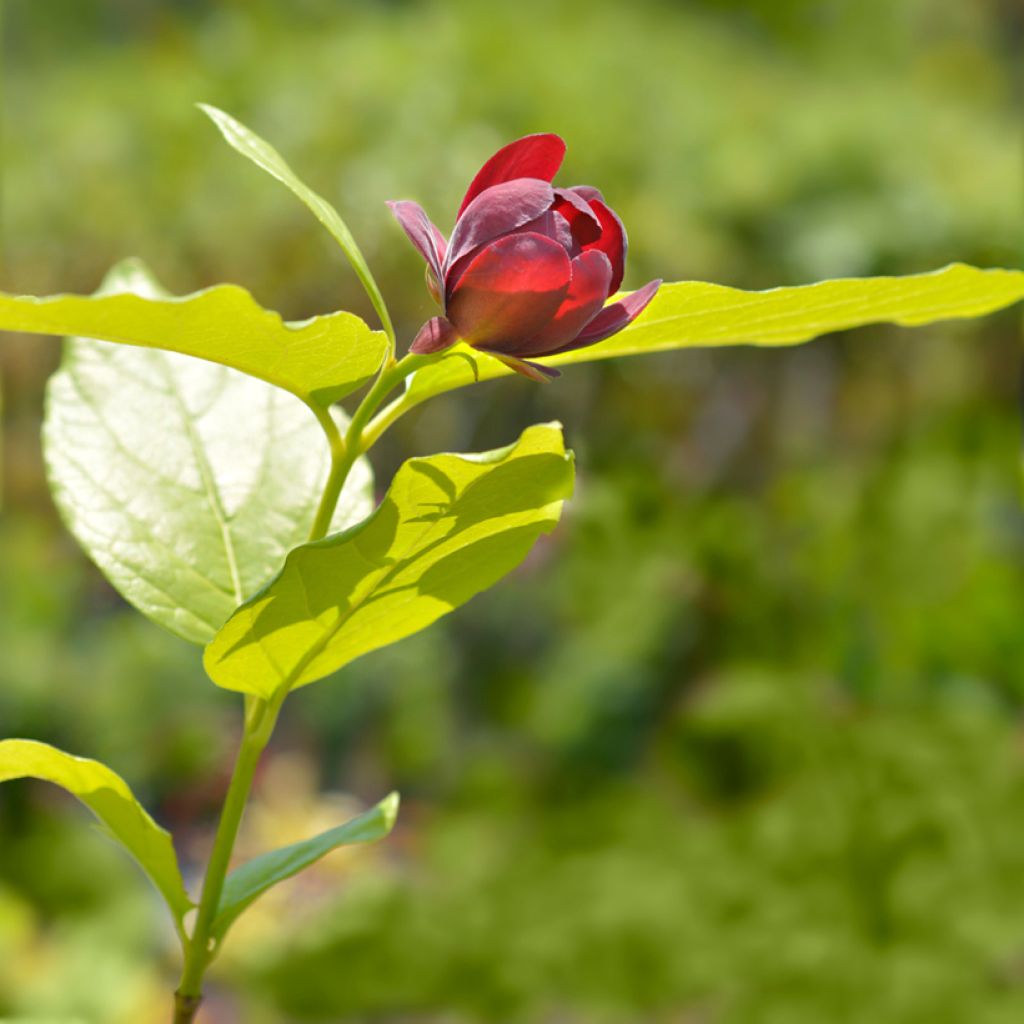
<box><xmin>388</xmin><ymin>200</ymin><xmax>447</xmax><ymax>284</ymax></box>
<box><xmin>485</xmin><ymin>351</ymin><xmax>561</xmax><ymax>382</ymax></box>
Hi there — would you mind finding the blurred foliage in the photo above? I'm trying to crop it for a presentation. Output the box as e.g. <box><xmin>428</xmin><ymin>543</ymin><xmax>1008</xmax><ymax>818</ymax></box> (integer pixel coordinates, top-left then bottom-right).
<box><xmin>0</xmin><ymin>0</ymin><xmax>1022</xmax><ymax>1021</ymax></box>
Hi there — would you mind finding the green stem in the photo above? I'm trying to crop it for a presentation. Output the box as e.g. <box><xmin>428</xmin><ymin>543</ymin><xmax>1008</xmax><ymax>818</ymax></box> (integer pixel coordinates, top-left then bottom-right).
<box><xmin>172</xmin><ymin>991</ymin><xmax>202</xmax><ymax>1024</ymax></box>
<box><xmin>307</xmin><ymin>354</ymin><xmax>429</xmax><ymax>542</ymax></box>
<box><xmin>361</xmin><ymin>390</ymin><xmax>421</xmax><ymax>452</ymax></box>
<box><xmin>307</xmin><ymin>404</ymin><xmax>348</xmax><ymax>543</ymax></box>
<box><xmin>174</xmin><ymin>694</ymin><xmax>283</xmax><ymax>1017</ymax></box>
<box><xmin>170</xmin><ymin>355</ymin><xmax>430</xmax><ymax>1021</ymax></box>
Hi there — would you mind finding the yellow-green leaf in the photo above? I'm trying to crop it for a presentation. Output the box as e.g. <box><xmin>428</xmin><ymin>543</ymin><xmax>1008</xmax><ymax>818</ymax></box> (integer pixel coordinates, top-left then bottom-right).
<box><xmin>403</xmin><ymin>263</ymin><xmax>1024</xmax><ymax>405</ymax></box>
<box><xmin>0</xmin><ymin>277</ymin><xmax>387</xmax><ymax>408</ymax></box>
<box><xmin>0</xmin><ymin>740</ymin><xmax>192</xmax><ymax>925</ymax></box>
<box><xmin>204</xmin><ymin>423</ymin><xmax>574</xmax><ymax>698</ymax></box>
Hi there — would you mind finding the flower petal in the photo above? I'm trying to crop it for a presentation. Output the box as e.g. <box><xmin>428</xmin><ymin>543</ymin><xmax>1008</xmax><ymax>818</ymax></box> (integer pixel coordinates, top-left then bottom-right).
<box><xmin>445</xmin><ymin>179</ymin><xmax>554</xmax><ymax>276</ymax></box>
<box><xmin>457</xmin><ymin>133</ymin><xmax>566</xmax><ymax>217</ymax></box>
<box><xmin>513</xmin><ymin>250</ymin><xmax>613</xmax><ymax>356</ymax></box>
<box><xmin>386</xmin><ymin>200</ymin><xmax>447</xmax><ymax>286</ymax></box>
<box><xmin>446</xmin><ymin>232</ymin><xmax>571</xmax><ymax>351</ymax></box>
<box><xmin>582</xmin><ymin>199</ymin><xmax>627</xmax><ymax>293</ymax></box>
<box><xmin>553</xmin><ymin>188</ymin><xmax>602</xmax><ymax>249</ymax></box>
<box><xmin>566</xmin><ymin>279</ymin><xmax>662</xmax><ymax>349</ymax></box>
<box><xmin>409</xmin><ymin>315</ymin><xmax>460</xmax><ymax>355</ymax></box>
<box><xmin>569</xmin><ymin>185</ymin><xmax>604</xmax><ymax>204</ymax></box>
<box><xmin>445</xmin><ymin>209</ymin><xmax>572</xmax><ymax>299</ymax></box>
<box><xmin>482</xmin><ymin>352</ymin><xmax>561</xmax><ymax>382</ymax></box>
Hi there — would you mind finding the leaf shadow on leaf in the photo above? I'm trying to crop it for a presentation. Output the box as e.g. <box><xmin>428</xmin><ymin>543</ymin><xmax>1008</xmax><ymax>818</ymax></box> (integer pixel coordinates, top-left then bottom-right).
<box><xmin>404</xmin><ymin>453</ymin><xmax>570</xmax><ymax>524</ymax></box>
<box><xmin>211</xmin><ymin>451</ymin><xmax>570</xmax><ymax>672</ymax></box>
<box><xmin>363</xmin><ymin>524</ymin><xmax>553</xmax><ymax>606</ymax></box>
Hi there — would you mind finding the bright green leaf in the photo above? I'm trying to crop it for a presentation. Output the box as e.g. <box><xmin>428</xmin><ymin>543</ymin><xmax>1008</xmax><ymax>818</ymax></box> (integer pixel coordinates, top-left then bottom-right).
<box><xmin>0</xmin><ymin>273</ymin><xmax>386</xmax><ymax>409</ymax></box>
<box><xmin>211</xmin><ymin>792</ymin><xmax>399</xmax><ymax>943</ymax></box>
<box><xmin>403</xmin><ymin>263</ymin><xmax>1024</xmax><ymax>404</ymax></box>
<box><xmin>204</xmin><ymin>422</ymin><xmax>574</xmax><ymax>698</ymax></box>
<box><xmin>0</xmin><ymin>740</ymin><xmax>192</xmax><ymax>925</ymax></box>
<box><xmin>43</xmin><ymin>260</ymin><xmax>374</xmax><ymax>645</ymax></box>
<box><xmin>198</xmin><ymin>103</ymin><xmax>396</xmax><ymax>352</ymax></box>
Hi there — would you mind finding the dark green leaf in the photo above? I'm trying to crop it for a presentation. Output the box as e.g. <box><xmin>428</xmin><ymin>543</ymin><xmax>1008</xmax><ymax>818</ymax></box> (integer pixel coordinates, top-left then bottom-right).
<box><xmin>211</xmin><ymin>792</ymin><xmax>399</xmax><ymax>943</ymax></box>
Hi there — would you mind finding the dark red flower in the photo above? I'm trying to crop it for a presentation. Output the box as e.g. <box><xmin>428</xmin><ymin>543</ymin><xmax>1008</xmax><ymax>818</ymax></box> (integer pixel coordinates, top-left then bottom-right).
<box><xmin>388</xmin><ymin>134</ymin><xmax>661</xmax><ymax>381</ymax></box>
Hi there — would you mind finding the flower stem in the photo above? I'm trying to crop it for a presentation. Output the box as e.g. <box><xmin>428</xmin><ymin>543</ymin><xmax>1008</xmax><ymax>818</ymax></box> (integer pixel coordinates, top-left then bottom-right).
<box><xmin>172</xmin><ymin>991</ymin><xmax>203</xmax><ymax>1024</ymax></box>
<box><xmin>307</xmin><ymin>354</ymin><xmax>429</xmax><ymax>542</ymax></box>
<box><xmin>173</xmin><ymin>694</ymin><xmax>283</xmax><ymax>1018</ymax></box>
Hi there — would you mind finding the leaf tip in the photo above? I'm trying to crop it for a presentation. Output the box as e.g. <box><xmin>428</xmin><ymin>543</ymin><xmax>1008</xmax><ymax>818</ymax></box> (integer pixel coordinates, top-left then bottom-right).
<box><xmin>380</xmin><ymin>791</ymin><xmax>401</xmax><ymax>831</ymax></box>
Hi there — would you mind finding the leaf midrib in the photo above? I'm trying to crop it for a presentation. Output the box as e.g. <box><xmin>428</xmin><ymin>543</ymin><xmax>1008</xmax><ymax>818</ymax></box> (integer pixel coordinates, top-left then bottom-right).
<box><xmin>157</xmin><ymin>352</ymin><xmax>245</xmax><ymax>605</ymax></box>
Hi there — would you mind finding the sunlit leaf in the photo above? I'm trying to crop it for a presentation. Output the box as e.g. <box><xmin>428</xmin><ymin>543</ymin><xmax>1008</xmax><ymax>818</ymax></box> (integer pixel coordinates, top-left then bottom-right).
<box><xmin>43</xmin><ymin>259</ymin><xmax>374</xmax><ymax>644</ymax></box>
<box><xmin>0</xmin><ymin>740</ymin><xmax>192</xmax><ymax>925</ymax></box>
<box><xmin>403</xmin><ymin>263</ymin><xmax>1024</xmax><ymax>404</ymax></box>
<box><xmin>211</xmin><ymin>792</ymin><xmax>399</xmax><ymax>943</ymax></box>
<box><xmin>198</xmin><ymin>103</ymin><xmax>395</xmax><ymax>351</ymax></box>
<box><xmin>0</xmin><ymin>273</ymin><xmax>386</xmax><ymax>408</ymax></box>
<box><xmin>204</xmin><ymin>422</ymin><xmax>574</xmax><ymax>698</ymax></box>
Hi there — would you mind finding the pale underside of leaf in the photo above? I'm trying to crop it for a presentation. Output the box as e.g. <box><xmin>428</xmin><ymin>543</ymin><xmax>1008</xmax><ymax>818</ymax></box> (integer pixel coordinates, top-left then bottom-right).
<box><xmin>403</xmin><ymin>263</ymin><xmax>1024</xmax><ymax>404</ymax></box>
<box><xmin>0</xmin><ymin>740</ymin><xmax>193</xmax><ymax>924</ymax></box>
<box><xmin>211</xmin><ymin>791</ymin><xmax>399</xmax><ymax>943</ymax></box>
<box><xmin>204</xmin><ymin>422</ymin><xmax>575</xmax><ymax>698</ymax></box>
<box><xmin>43</xmin><ymin>259</ymin><xmax>374</xmax><ymax>645</ymax></box>
<box><xmin>0</xmin><ymin>279</ymin><xmax>387</xmax><ymax>407</ymax></box>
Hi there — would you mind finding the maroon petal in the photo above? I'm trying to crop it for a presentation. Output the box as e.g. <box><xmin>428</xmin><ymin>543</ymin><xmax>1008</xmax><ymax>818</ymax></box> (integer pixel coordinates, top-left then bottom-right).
<box><xmin>552</xmin><ymin>188</ymin><xmax>602</xmax><ymax>248</ymax></box>
<box><xmin>512</xmin><ymin>250</ymin><xmax>613</xmax><ymax>356</ymax></box>
<box><xmin>569</xmin><ymin>185</ymin><xmax>604</xmax><ymax>204</ymax></box>
<box><xmin>481</xmin><ymin>351</ymin><xmax>561</xmax><ymax>382</ymax></box>
<box><xmin>564</xmin><ymin>279</ymin><xmax>662</xmax><ymax>349</ymax></box>
<box><xmin>518</xmin><ymin>209</ymin><xmax>574</xmax><ymax>250</ymax></box>
<box><xmin>445</xmin><ymin>209</ymin><xmax>572</xmax><ymax>300</ymax></box>
<box><xmin>409</xmin><ymin>315</ymin><xmax>460</xmax><ymax>355</ymax></box>
<box><xmin>446</xmin><ymin>232</ymin><xmax>571</xmax><ymax>351</ymax></box>
<box><xmin>445</xmin><ymin>179</ymin><xmax>554</xmax><ymax>276</ymax></box>
<box><xmin>582</xmin><ymin>199</ymin><xmax>627</xmax><ymax>293</ymax></box>
<box><xmin>386</xmin><ymin>200</ymin><xmax>447</xmax><ymax>286</ymax></box>
<box><xmin>457</xmin><ymin>133</ymin><xmax>566</xmax><ymax>217</ymax></box>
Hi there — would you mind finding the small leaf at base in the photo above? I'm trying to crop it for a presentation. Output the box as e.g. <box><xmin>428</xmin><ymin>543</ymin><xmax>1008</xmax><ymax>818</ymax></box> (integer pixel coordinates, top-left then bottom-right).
<box><xmin>0</xmin><ymin>739</ymin><xmax>193</xmax><ymax>926</ymax></box>
<box><xmin>211</xmin><ymin>791</ymin><xmax>400</xmax><ymax>943</ymax></box>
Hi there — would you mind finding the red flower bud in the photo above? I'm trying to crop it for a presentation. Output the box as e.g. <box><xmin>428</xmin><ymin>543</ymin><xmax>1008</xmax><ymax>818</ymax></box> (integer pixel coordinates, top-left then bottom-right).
<box><xmin>388</xmin><ymin>135</ymin><xmax>660</xmax><ymax>381</ymax></box>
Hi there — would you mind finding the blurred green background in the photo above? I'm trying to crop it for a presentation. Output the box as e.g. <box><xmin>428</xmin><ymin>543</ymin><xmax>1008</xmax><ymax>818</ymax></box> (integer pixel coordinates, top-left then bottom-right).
<box><xmin>1</xmin><ymin>0</ymin><xmax>1023</xmax><ymax>1021</ymax></box>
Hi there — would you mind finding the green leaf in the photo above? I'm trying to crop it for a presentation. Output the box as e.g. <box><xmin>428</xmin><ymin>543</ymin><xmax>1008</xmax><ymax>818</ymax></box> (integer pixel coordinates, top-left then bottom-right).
<box><xmin>198</xmin><ymin>103</ymin><xmax>396</xmax><ymax>352</ymax></box>
<box><xmin>0</xmin><ymin>740</ymin><xmax>192</xmax><ymax>925</ymax></box>
<box><xmin>211</xmin><ymin>792</ymin><xmax>399</xmax><ymax>943</ymax></box>
<box><xmin>43</xmin><ymin>259</ymin><xmax>374</xmax><ymax>644</ymax></box>
<box><xmin>403</xmin><ymin>263</ymin><xmax>1024</xmax><ymax>404</ymax></box>
<box><xmin>204</xmin><ymin>422</ymin><xmax>574</xmax><ymax>698</ymax></box>
<box><xmin>0</xmin><ymin>273</ymin><xmax>386</xmax><ymax>409</ymax></box>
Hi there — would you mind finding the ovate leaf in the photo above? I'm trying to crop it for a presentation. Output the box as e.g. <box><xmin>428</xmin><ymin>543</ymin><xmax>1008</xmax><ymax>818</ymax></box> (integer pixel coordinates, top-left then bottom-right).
<box><xmin>43</xmin><ymin>259</ymin><xmax>374</xmax><ymax>644</ymax></box>
<box><xmin>198</xmin><ymin>103</ymin><xmax>395</xmax><ymax>350</ymax></box>
<box><xmin>403</xmin><ymin>263</ymin><xmax>1024</xmax><ymax>403</ymax></box>
<box><xmin>0</xmin><ymin>273</ymin><xmax>386</xmax><ymax>408</ymax></box>
<box><xmin>0</xmin><ymin>740</ymin><xmax>192</xmax><ymax>925</ymax></box>
<box><xmin>205</xmin><ymin>422</ymin><xmax>574</xmax><ymax>698</ymax></box>
<box><xmin>211</xmin><ymin>792</ymin><xmax>399</xmax><ymax>943</ymax></box>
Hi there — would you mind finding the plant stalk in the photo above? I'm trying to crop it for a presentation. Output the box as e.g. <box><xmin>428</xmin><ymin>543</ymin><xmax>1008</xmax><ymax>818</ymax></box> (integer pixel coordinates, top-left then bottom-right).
<box><xmin>307</xmin><ymin>353</ymin><xmax>427</xmax><ymax>542</ymax></box>
<box><xmin>173</xmin><ymin>694</ymin><xmax>282</xmax><ymax>1020</ymax></box>
<box><xmin>172</xmin><ymin>991</ymin><xmax>203</xmax><ymax>1024</ymax></box>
